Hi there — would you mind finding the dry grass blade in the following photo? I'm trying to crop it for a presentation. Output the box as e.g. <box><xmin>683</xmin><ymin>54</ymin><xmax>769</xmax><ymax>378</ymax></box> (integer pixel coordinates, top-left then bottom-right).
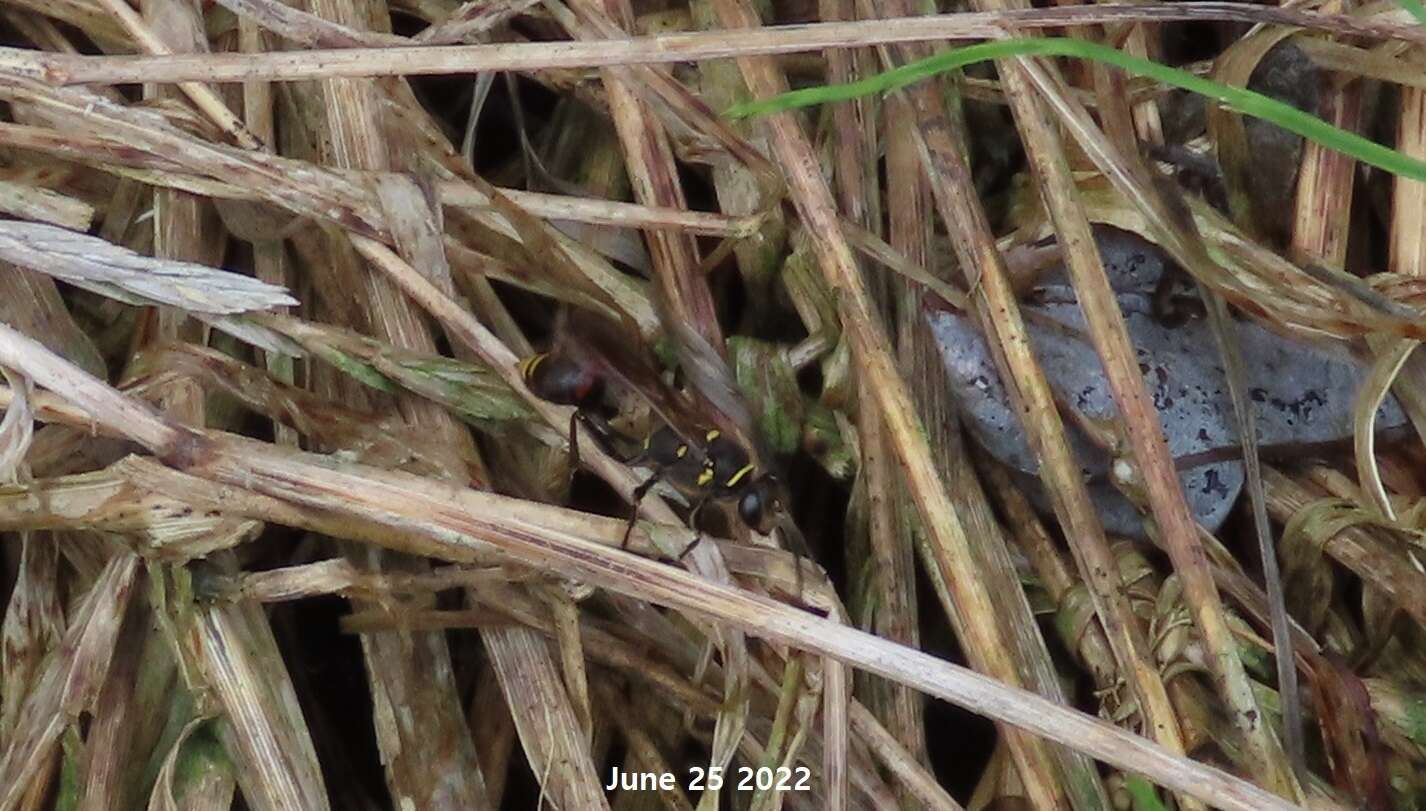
<box><xmin>0</xmin><ymin>0</ymin><xmax>129</xmax><ymax>50</ymax></box>
<box><xmin>235</xmin><ymin>12</ymin><xmax>293</xmax><ymax>445</ymax></box>
<box><xmin>1198</xmin><ymin>283</ymin><xmax>1306</xmax><ymax>781</ymax></box>
<box><xmin>211</xmin><ymin>0</ymin><xmax>403</xmax><ymax>48</ymax></box>
<box><xmin>0</xmin><ymin>535</ymin><xmax>61</xmax><ymax>751</ymax></box>
<box><xmin>1354</xmin><ymin>340</ymin><xmax>1420</xmax><ymax>521</ymax></box>
<box><xmin>1189</xmin><ymin>263</ymin><xmax>1307</xmax><ymax>780</ymax></box>
<box><xmin>5</xmin><ymin>4</ymin><xmax>1425</xmax><ymax>84</ymax></box>
<box><xmin>0</xmin><ymin>368</ymin><xmax>33</xmax><ymax>484</ymax></box>
<box><xmin>88</xmin><ymin>0</ymin><xmax>259</xmax><ymax>148</ymax></box>
<box><xmin>146</xmin><ymin>717</ymin><xmax>236</xmax><ymax>810</ymax></box>
<box><xmin>0</xmin><ymin>78</ymin><xmax>389</xmax><ymax>239</ymax></box>
<box><xmin>1395</xmin><ymin>81</ymin><xmax>1426</xmax><ymax>277</ymax></box>
<box><xmin>847</xmin><ymin>703</ymin><xmax>960</xmax><ymax>810</ymax></box>
<box><xmin>415</xmin><ymin>0</ymin><xmax>542</xmax><ymax>45</ymax></box>
<box><xmin>1273</xmin><ymin>12</ymin><xmax>1367</xmax><ymax>776</ymax></box>
<box><xmin>0</xmin><ymin>221</ymin><xmax>296</xmax><ymax>314</ymax></box>
<box><xmin>459</xmin><ymin>186</ymin><xmax>761</xmax><ymax>236</ymax></box>
<box><xmin>0</xmin><ymin>178</ymin><xmax>92</xmax><ymax>229</ymax></box>
<box><xmin>567</xmin><ymin>0</ymin><xmax>723</xmax><ymax>346</ymax></box>
<box><xmin>870</xmin><ymin>61</ymin><xmax>931</xmax><ymax>797</ymax></box>
<box><xmin>0</xmin><ymin>466</ymin><xmax>256</xmax><ymax>561</ymax></box>
<box><xmin>0</xmin><ymin>554</ymin><xmax>139</xmax><ymax>810</ymax></box>
<box><xmin>689</xmin><ymin>0</ymin><xmax>786</xmax><ymax>296</ymax></box>
<box><xmin>1288</xmin><ymin>35</ymin><xmax>1357</xmax><ymax>271</ymax></box>
<box><xmin>1263</xmin><ymin>465</ymin><xmax>1426</xmax><ymax>630</ymax></box>
<box><xmin>183</xmin><ymin>598</ymin><xmax>331</xmax><ymax>811</ymax></box>
<box><xmin>206</xmin><ymin>559</ymin><xmax>525</xmax><ymax>603</ymax></box>
<box><xmin>486</xmin><ymin>627</ymin><xmax>607</xmax><ymax>810</ymax></box>
<box><xmin>0</xmin><ymin>263</ymin><xmax>104</xmax><ymax>378</ymax></box>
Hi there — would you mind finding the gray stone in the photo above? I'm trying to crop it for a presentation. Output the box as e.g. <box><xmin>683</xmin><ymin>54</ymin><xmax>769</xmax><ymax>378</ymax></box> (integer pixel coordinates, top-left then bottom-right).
<box><xmin>927</xmin><ymin>226</ymin><xmax>1406</xmax><ymax>537</ymax></box>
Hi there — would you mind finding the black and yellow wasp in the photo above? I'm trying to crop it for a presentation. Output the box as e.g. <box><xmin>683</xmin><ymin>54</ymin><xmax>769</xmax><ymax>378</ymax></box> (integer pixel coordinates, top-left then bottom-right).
<box><xmin>623</xmin><ymin>425</ymin><xmax>781</xmax><ymax>549</ymax></box>
<box><xmin>518</xmin><ymin>311</ymin><xmax>787</xmax><ymax>556</ymax></box>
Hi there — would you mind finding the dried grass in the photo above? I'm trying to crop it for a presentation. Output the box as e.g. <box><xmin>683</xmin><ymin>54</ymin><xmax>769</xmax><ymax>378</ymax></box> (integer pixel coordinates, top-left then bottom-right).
<box><xmin>0</xmin><ymin>2</ymin><xmax>1423</xmax><ymax>810</ymax></box>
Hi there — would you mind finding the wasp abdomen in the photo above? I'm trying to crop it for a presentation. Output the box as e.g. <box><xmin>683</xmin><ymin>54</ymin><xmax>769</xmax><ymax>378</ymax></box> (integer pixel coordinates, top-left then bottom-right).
<box><xmin>521</xmin><ymin>353</ymin><xmax>604</xmax><ymax>408</ymax></box>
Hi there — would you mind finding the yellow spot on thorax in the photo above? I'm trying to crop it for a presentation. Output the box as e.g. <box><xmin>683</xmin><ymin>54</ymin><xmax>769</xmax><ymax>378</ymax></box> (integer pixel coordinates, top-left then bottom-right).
<box><xmin>725</xmin><ymin>463</ymin><xmax>755</xmax><ymax>488</ymax></box>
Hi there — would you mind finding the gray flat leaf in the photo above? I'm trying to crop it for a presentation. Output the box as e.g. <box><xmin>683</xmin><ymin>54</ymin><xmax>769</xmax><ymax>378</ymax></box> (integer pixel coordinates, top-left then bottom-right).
<box><xmin>927</xmin><ymin>226</ymin><xmax>1407</xmax><ymax>536</ymax></box>
<box><xmin>0</xmin><ymin>220</ymin><xmax>297</xmax><ymax>315</ymax></box>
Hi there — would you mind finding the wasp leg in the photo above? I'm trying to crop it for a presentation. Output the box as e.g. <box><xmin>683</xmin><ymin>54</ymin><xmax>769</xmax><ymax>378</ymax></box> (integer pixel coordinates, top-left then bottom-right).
<box><xmin>566</xmin><ymin>410</ymin><xmax>581</xmax><ymax>491</ymax></box>
<box><xmin>676</xmin><ymin>534</ymin><xmax>703</xmax><ymax>562</ymax></box>
<box><xmin>792</xmin><ymin>550</ymin><xmax>806</xmax><ymax>605</ymax></box>
<box><xmin>620</xmin><ymin>468</ymin><xmax>664</xmax><ymax>549</ymax></box>
<box><xmin>685</xmin><ymin>496</ymin><xmax>709</xmax><ymax>532</ymax></box>
<box><xmin>580</xmin><ymin>412</ymin><xmax>638</xmax><ymax>459</ymax></box>
<box><xmin>676</xmin><ymin>496</ymin><xmax>710</xmax><ymax>561</ymax></box>
<box><xmin>567</xmin><ymin>413</ymin><xmax>634</xmax><ymax>491</ymax></box>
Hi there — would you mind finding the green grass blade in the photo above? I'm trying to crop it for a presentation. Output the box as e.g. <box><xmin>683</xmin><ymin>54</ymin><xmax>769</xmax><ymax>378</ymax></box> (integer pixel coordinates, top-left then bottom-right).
<box><xmin>724</xmin><ymin>37</ymin><xmax>1426</xmax><ymax>183</ymax></box>
<box><xmin>1125</xmin><ymin>775</ymin><xmax>1171</xmax><ymax>811</ymax></box>
<box><xmin>1399</xmin><ymin>0</ymin><xmax>1426</xmax><ymax>29</ymax></box>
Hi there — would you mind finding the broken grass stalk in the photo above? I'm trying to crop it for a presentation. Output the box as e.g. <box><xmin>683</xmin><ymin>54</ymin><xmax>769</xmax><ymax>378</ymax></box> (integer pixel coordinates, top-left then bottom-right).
<box><xmin>11</xmin><ymin>5</ymin><xmax>1426</xmax><ymax>86</ymax></box>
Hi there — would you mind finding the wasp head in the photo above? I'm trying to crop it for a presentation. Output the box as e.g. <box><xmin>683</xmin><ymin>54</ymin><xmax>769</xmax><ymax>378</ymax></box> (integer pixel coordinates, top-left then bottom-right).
<box><xmin>737</xmin><ymin>475</ymin><xmax>783</xmax><ymax>535</ymax></box>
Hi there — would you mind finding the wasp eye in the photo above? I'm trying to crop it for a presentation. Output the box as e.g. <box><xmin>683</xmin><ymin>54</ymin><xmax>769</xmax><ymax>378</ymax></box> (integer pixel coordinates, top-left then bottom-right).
<box><xmin>739</xmin><ymin>489</ymin><xmax>776</xmax><ymax>534</ymax></box>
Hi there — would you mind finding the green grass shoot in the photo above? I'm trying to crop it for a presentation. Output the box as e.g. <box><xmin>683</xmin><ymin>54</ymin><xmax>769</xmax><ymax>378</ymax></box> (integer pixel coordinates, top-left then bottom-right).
<box><xmin>1124</xmin><ymin>775</ymin><xmax>1171</xmax><ymax>811</ymax></box>
<box><xmin>723</xmin><ymin>37</ymin><xmax>1426</xmax><ymax>184</ymax></box>
<box><xmin>1399</xmin><ymin>0</ymin><xmax>1426</xmax><ymax>29</ymax></box>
